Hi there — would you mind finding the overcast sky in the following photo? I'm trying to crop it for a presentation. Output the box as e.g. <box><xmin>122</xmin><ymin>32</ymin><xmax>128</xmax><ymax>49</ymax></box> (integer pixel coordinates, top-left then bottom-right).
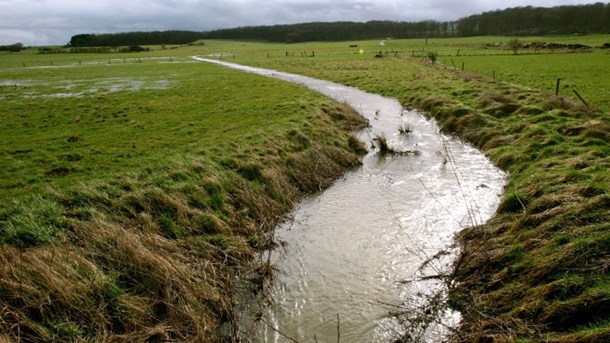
<box><xmin>0</xmin><ymin>0</ymin><xmax>599</xmax><ymax>46</ymax></box>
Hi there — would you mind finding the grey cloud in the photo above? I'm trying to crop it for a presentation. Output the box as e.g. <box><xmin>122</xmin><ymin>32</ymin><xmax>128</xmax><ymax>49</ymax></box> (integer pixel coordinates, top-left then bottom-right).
<box><xmin>0</xmin><ymin>0</ymin><xmax>597</xmax><ymax>45</ymax></box>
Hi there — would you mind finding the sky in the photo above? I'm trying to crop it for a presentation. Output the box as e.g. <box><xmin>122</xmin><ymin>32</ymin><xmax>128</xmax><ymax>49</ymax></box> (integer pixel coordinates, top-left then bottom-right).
<box><xmin>0</xmin><ymin>0</ymin><xmax>600</xmax><ymax>46</ymax></box>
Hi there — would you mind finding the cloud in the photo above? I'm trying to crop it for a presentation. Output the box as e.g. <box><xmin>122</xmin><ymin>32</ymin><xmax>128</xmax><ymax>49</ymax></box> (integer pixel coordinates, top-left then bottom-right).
<box><xmin>0</xmin><ymin>0</ymin><xmax>597</xmax><ymax>45</ymax></box>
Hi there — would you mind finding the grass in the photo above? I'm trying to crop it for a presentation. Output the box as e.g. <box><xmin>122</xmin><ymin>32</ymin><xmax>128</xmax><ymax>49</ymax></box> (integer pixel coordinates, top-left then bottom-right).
<box><xmin>195</xmin><ymin>35</ymin><xmax>610</xmax><ymax>113</ymax></box>
<box><xmin>447</xmin><ymin>52</ymin><xmax>610</xmax><ymax>111</ymax></box>
<box><xmin>0</xmin><ymin>47</ymin><xmax>367</xmax><ymax>341</ymax></box>
<box><xmin>2</xmin><ymin>34</ymin><xmax>609</xmax><ymax>341</ymax></box>
<box><xmin>0</xmin><ymin>58</ymin><xmax>349</xmax><ymax>197</ymax></box>
<box><xmin>195</xmin><ymin>35</ymin><xmax>610</xmax><ymax>341</ymax></box>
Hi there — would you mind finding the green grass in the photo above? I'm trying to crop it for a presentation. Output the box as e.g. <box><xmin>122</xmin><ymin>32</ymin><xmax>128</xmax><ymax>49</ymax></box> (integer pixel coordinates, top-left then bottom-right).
<box><xmin>196</xmin><ymin>35</ymin><xmax>610</xmax><ymax>112</ymax></box>
<box><xmin>0</xmin><ymin>55</ymin><xmax>338</xmax><ymax>197</ymax></box>
<box><xmin>1</xmin><ymin>35</ymin><xmax>609</xmax><ymax>341</ymax></box>
<box><xmin>448</xmin><ymin>52</ymin><xmax>610</xmax><ymax>111</ymax></box>
<box><xmin>0</xmin><ymin>45</ymin><xmax>367</xmax><ymax>341</ymax></box>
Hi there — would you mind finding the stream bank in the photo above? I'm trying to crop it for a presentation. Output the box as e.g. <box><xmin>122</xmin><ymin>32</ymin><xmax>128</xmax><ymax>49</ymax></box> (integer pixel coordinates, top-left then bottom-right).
<box><xmin>194</xmin><ymin>57</ymin><xmax>506</xmax><ymax>342</ymax></box>
<box><xmin>233</xmin><ymin>56</ymin><xmax>610</xmax><ymax>342</ymax></box>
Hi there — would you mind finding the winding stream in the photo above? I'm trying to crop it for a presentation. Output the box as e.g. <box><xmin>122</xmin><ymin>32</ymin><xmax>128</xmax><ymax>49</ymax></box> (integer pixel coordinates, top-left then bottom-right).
<box><xmin>193</xmin><ymin>57</ymin><xmax>506</xmax><ymax>342</ymax></box>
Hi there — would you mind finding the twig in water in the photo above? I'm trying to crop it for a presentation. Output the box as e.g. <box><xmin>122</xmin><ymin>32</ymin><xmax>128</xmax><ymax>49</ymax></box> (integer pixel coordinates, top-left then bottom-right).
<box><xmin>261</xmin><ymin>318</ymin><xmax>300</xmax><ymax>343</ymax></box>
<box><xmin>399</xmin><ymin>122</ymin><xmax>413</xmax><ymax>135</ymax></box>
<box><xmin>337</xmin><ymin>313</ymin><xmax>341</xmax><ymax>343</ymax></box>
<box><xmin>440</xmin><ymin>136</ymin><xmax>481</xmax><ymax>227</ymax></box>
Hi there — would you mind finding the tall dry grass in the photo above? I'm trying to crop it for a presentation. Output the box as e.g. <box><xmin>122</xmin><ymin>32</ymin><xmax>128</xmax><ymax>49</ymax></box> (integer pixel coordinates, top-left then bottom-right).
<box><xmin>0</xmin><ymin>101</ymin><xmax>368</xmax><ymax>341</ymax></box>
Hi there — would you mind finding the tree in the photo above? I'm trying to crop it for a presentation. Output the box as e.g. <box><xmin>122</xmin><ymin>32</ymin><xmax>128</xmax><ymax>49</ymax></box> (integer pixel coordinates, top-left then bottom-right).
<box><xmin>6</xmin><ymin>42</ymin><xmax>24</xmax><ymax>52</ymax></box>
<box><xmin>508</xmin><ymin>38</ymin><xmax>521</xmax><ymax>54</ymax></box>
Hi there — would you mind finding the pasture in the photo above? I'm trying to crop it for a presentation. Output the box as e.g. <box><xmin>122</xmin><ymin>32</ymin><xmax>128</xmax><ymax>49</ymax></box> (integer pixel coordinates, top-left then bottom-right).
<box><xmin>0</xmin><ymin>44</ymin><xmax>366</xmax><ymax>341</ymax></box>
<box><xmin>0</xmin><ymin>48</ymin><xmax>372</xmax><ymax>199</ymax></box>
<box><xmin>197</xmin><ymin>35</ymin><xmax>610</xmax><ymax>112</ymax></box>
<box><xmin>1</xmin><ymin>34</ymin><xmax>609</xmax><ymax>341</ymax></box>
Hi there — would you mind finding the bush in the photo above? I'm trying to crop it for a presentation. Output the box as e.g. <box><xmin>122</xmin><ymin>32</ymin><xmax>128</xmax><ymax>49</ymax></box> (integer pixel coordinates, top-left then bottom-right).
<box><xmin>119</xmin><ymin>45</ymin><xmax>149</xmax><ymax>53</ymax></box>
<box><xmin>508</xmin><ymin>38</ymin><xmax>521</xmax><ymax>55</ymax></box>
<box><xmin>1</xmin><ymin>42</ymin><xmax>24</xmax><ymax>52</ymax></box>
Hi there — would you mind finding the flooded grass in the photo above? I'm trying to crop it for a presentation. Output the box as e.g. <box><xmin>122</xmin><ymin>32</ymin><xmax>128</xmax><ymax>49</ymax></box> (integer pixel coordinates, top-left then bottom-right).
<box><xmin>0</xmin><ymin>49</ymin><xmax>367</xmax><ymax>341</ymax></box>
<box><xmin>1</xmin><ymin>59</ymin><xmax>362</xmax><ymax>197</ymax></box>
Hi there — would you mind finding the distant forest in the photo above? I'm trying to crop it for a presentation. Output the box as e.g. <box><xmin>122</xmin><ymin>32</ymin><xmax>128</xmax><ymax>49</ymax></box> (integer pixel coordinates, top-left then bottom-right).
<box><xmin>68</xmin><ymin>30</ymin><xmax>206</xmax><ymax>47</ymax></box>
<box><xmin>68</xmin><ymin>3</ymin><xmax>610</xmax><ymax>47</ymax></box>
<box><xmin>458</xmin><ymin>2</ymin><xmax>610</xmax><ymax>36</ymax></box>
<box><xmin>204</xmin><ymin>3</ymin><xmax>610</xmax><ymax>42</ymax></box>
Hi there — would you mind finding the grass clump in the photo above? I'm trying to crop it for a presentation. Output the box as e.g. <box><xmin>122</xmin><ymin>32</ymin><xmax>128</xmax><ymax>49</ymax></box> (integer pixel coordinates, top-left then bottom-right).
<box><xmin>373</xmin><ymin>134</ymin><xmax>393</xmax><ymax>154</ymax></box>
<box><xmin>398</xmin><ymin>122</ymin><xmax>413</xmax><ymax>135</ymax></box>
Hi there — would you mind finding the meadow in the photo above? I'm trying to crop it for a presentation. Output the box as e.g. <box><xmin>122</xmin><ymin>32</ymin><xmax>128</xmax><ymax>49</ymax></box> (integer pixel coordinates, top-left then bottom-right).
<box><xmin>1</xmin><ymin>56</ymin><xmax>345</xmax><ymax>197</ymax></box>
<box><xmin>1</xmin><ymin>34</ymin><xmax>609</xmax><ymax>342</ymax></box>
<box><xmin>0</xmin><ymin>46</ymin><xmax>367</xmax><ymax>341</ymax></box>
<box><xmin>198</xmin><ymin>35</ymin><xmax>610</xmax><ymax>112</ymax></box>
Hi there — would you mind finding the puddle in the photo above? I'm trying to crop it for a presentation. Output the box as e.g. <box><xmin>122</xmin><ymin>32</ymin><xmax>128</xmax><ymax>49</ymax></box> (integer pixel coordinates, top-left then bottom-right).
<box><xmin>3</xmin><ymin>77</ymin><xmax>177</xmax><ymax>99</ymax></box>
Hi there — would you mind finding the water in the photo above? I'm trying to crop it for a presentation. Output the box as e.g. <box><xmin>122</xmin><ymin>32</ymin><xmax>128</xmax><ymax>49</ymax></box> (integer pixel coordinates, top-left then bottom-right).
<box><xmin>193</xmin><ymin>57</ymin><xmax>506</xmax><ymax>342</ymax></box>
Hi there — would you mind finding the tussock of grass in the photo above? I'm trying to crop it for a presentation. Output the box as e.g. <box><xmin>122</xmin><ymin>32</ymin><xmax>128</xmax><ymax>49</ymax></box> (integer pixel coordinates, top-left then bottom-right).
<box><xmin>398</xmin><ymin>122</ymin><xmax>413</xmax><ymax>135</ymax></box>
<box><xmin>373</xmin><ymin>134</ymin><xmax>393</xmax><ymax>154</ymax></box>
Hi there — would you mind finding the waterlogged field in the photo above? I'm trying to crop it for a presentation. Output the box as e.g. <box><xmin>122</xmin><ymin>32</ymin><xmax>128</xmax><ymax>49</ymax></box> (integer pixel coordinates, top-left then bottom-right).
<box><xmin>0</xmin><ymin>53</ymin><xmax>346</xmax><ymax>197</ymax></box>
<box><xmin>0</xmin><ymin>45</ymin><xmax>367</xmax><ymax>341</ymax></box>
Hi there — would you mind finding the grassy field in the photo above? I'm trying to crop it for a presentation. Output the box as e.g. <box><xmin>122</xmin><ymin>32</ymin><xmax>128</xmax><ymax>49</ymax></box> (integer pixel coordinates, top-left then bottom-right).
<box><xmin>0</xmin><ymin>56</ymin><xmax>349</xmax><ymax>198</ymax></box>
<box><xmin>196</xmin><ymin>36</ymin><xmax>610</xmax><ymax>341</ymax></box>
<box><xmin>196</xmin><ymin>35</ymin><xmax>610</xmax><ymax>113</ymax></box>
<box><xmin>1</xmin><ymin>34</ymin><xmax>609</xmax><ymax>342</ymax></box>
<box><xmin>0</xmin><ymin>47</ymin><xmax>367</xmax><ymax>341</ymax></box>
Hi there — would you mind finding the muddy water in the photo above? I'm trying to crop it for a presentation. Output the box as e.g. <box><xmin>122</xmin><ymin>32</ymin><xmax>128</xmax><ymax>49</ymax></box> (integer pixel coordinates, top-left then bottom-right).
<box><xmin>194</xmin><ymin>57</ymin><xmax>506</xmax><ymax>342</ymax></box>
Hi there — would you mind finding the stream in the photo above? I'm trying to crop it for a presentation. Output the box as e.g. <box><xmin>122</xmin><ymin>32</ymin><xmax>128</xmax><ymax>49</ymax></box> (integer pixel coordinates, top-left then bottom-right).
<box><xmin>193</xmin><ymin>57</ymin><xmax>506</xmax><ymax>342</ymax></box>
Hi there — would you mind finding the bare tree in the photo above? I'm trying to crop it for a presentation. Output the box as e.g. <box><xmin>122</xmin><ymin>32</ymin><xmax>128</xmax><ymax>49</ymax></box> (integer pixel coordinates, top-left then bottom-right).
<box><xmin>508</xmin><ymin>38</ymin><xmax>521</xmax><ymax>55</ymax></box>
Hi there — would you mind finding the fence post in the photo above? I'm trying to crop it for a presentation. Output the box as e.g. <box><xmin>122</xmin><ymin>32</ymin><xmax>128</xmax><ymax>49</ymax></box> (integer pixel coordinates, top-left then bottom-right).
<box><xmin>572</xmin><ymin>89</ymin><xmax>589</xmax><ymax>108</ymax></box>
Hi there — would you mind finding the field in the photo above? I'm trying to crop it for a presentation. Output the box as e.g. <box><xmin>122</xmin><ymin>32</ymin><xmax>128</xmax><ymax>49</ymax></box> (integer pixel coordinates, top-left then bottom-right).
<box><xmin>196</xmin><ymin>35</ymin><xmax>610</xmax><ymax>112</ymax></box>
<box><xmin>1</xmin><ymin>34</ymin><xmax>610</xmax><ymax>342</ymax></box>
<box><xmin>1</xmin><ymin>56</ymin><xmax>348</xmax><ymax>198</ymax></box>
<box><xmin>0</xmin><ymin>46</ymin><xmax>367</xmax><ymax>341</ymax></box>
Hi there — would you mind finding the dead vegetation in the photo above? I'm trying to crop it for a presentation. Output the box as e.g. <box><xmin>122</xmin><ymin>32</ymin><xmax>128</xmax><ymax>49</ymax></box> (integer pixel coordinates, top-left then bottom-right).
<box><xmin>406</xmin><ymin>63</ymin><xmax>610</xmax><ymax>342</ymax></box>
<box><xmin>0</xmin><ymin>102</ymin><xmax>367</xmax><ymax>342</ymax></box>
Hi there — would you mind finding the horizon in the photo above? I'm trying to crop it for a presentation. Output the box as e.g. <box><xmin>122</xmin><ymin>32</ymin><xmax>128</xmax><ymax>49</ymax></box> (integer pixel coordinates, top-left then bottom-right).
<box><xmin>0</xmin><ymin>0</ymin><xmax>599</xmax><ymax>46</ymax></box>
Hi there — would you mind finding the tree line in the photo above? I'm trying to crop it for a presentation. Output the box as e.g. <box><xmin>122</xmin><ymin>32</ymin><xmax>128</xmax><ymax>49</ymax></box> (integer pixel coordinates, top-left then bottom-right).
<box><xmin>458</xmin><ymin>2</ymin><xmax>610</xmax><ymax>36</ymax></box>
<box><xmin>202</xmin><ymin>20</ymin><xmax>457</xmax><ymax>43</ymax></box>
<box><xmin>61</xmin><ymin>3</ymin><xmax>610</xmax><ymax>48</ymax></box>
<box><xmin>68</xmin><ymin>30</ymin><xmax>206</xmax><ymax>47</ymax></box>
<box><xmin>203</xmin><ymin>3</ymin><xmax>610</xmax><ymax>42</ymax></box>
<box><xmin>0</xmin><ymin>42</ymin><xmax>25</xmax><ymax>52</ymax></box>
